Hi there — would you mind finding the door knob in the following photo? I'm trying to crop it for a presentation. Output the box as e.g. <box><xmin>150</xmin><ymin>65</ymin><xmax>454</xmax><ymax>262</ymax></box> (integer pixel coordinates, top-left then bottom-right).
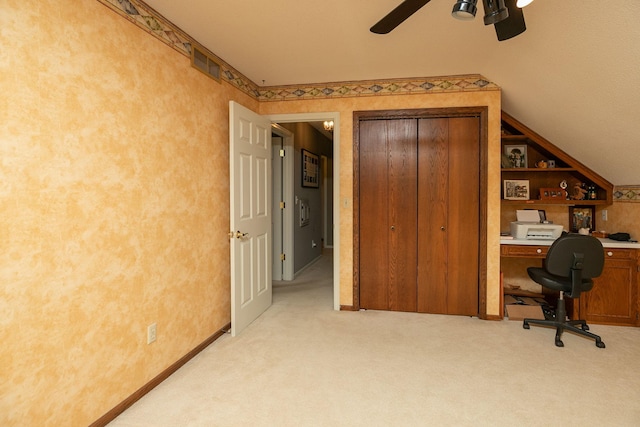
<box><xmin>229</xmin><ymin>230</ymin><xmax>249</xmax><ymax>239</ymax></box>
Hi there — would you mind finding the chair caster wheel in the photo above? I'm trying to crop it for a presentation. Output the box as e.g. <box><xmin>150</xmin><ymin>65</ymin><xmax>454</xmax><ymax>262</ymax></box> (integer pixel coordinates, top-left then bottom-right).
<box><xmin>555</xmin><ymin>339</ymin><xmax>564</xmax><ymax>347</ymax></box>
<box><xmin>523</xmin><ymin>323</ymin><xmax>530</xmax><ymax>329</ymax></box>
<box><xmin>596</xmin><ymin>341</ymin><xmax>605</xmax><ymax>348</ymax></box>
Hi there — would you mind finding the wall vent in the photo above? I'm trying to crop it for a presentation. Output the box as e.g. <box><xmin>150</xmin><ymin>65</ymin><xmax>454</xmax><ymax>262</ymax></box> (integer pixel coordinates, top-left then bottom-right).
<box><xmin>191</xmin><ymin>45</ymin><xmax>221</xmax><ymax>82</ymax></box>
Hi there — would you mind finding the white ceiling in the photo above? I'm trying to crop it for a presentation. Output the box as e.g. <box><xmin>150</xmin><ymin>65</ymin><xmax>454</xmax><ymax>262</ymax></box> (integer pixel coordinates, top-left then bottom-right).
<box><xmin>142</xmin><ymin>0</ymin><xmax>640</xmax><ymax>185</ymax></box>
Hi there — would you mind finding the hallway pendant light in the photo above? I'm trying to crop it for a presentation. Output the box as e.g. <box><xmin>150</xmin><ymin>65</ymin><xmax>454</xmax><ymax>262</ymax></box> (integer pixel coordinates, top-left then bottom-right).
<box><xmin>516</xmin><ymin>0</ymin><xmax>534</xmax><ymax>7</ymax></box>
<box><xmin>482</xmin><ymin>0</ymin><xmax>509</xmax><ymax>25</ymax></box>
<box><xmin>323</xmin><ymin>120</ymin><xmax>334</xmax><ymax>131</ymax></box>
<box><xmin>451</xmin><ymin>0</ymin><xmax>478</xmax><ymax>20</ymax></box>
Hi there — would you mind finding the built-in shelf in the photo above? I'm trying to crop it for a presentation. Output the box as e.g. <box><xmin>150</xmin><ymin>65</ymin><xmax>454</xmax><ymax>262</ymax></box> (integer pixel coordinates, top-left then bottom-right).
<box><xmin>502</xmin><ymin>168</ymin><xmax>576</xmax><ymax>172</ymax></box>
<box><xmin>501</xmin><ymin>111</ymin><xmax>613</xmax><ymax>206</ymax></box>
<box><xmin>502</xmin><ymin>199</ymin><xmax>610</xmax><ymax>206</ymax></box>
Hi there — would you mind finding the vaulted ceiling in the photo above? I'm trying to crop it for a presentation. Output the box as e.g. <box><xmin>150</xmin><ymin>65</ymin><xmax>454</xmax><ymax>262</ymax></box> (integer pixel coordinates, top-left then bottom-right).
<box><xmin>142</xmin><ymin>0</ymin><xmax>640</xmax><ymax>185</ymax></box>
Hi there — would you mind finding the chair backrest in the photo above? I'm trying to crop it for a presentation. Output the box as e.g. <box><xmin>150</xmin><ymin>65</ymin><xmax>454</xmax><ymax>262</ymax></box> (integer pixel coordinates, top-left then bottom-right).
<box><xmin>545</xmin><ymin>234</ymin><xmax>604</xmax><ymax>293</ymax></box>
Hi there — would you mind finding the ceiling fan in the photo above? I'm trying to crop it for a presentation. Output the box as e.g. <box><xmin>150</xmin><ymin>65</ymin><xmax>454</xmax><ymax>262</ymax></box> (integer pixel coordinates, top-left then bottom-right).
<box><xmin>370</xmin><ymin>0</ymin><xmax>532</xmax><ymax>41</ymax></box>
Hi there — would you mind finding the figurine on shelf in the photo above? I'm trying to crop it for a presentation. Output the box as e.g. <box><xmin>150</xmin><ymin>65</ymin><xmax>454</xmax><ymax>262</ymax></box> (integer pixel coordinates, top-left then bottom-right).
<box><xmin>571</xmin><ymin>182</ymin><xmax>588</xmax><ymax>200</ymax></box>
<box><xmin>560</xmin><ymin>180</ymin><xmax>569</xmax><ymax>200</ymax></box>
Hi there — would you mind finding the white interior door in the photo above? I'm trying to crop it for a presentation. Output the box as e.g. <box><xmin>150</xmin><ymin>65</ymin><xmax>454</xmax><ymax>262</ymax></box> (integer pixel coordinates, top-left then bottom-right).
<box><xmin>270</xmin><ymin>125</ymin><xmax>295</xmax><ymax>281</ymax></box>
<box><xmin>271</xmin><ymin>136</ymin><xmax>283</xmax><ymax>281</ymax></box>
<box><xmin>229</xmin><ymin>101</ymin><xmax>272</xmax><ymax>336</ymax></box>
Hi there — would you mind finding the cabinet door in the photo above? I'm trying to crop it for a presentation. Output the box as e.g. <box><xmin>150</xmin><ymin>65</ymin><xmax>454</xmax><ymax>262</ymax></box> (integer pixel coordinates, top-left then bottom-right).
<box><xmin>580</xmin><ymin>249</ymin><xmax>638</xmax><ymax>326</ymax></box>
<box><xmin>417</xmin><ymin>117</ymin><xmax>480</xmax><ymax>315</ymax></box>
<box><xmin>359</xmin><ymin>119</ymin><xmax>418</xmax><ymax>311</ymax></box>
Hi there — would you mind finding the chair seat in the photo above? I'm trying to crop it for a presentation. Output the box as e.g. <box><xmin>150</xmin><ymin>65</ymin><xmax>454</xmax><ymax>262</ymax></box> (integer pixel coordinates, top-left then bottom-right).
<box><xmin>527</xmin><ymin>266</ymin><xmax>594</xmax><ymax>296</ymax></box>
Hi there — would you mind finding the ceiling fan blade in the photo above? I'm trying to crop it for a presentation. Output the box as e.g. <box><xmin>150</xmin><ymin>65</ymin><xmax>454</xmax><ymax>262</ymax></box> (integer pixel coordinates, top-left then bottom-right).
<box><xmin>370</xmin><ymin>0</ymin><xmax>432</xmax><ymax>34</ymax></box>
<box><xmin>494</xmin><ymin>0</ymin><xmax>526</xmax><ymax>41</ymax></box>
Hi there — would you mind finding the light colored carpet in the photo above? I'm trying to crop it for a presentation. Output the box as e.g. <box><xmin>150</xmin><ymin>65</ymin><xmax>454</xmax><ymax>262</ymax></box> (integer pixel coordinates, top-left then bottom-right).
<box><xmin>109</xmin><ymin>252</ymin><xmax>640</xmax><ymax>426</ymax></box>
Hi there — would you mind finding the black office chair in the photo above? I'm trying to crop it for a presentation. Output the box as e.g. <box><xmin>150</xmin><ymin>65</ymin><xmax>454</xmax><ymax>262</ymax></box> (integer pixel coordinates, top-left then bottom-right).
<box><xmin>523</xmin><ymin>233</ymin><xmax>606</xmax><ymax>348</ymax></box>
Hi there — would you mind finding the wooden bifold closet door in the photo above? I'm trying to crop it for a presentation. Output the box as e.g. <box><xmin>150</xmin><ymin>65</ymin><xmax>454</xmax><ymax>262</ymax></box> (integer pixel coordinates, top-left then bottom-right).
<box><xmin>358</xmin><ymin>114</ymin><xmax>480</xmax><ymax>316</ymax></box>
<box><xmin>359</xmin><ymin>119</ymin><xmax>418</xmax><ymax>312</ymax></box>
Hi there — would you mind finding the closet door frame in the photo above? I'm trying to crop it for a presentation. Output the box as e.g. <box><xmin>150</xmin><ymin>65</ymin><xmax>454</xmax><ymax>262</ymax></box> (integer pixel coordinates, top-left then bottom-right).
<box><xmin>353</xmin><ymin>107</ymin><xmax>489</xmax><ymax>318</ymax></box>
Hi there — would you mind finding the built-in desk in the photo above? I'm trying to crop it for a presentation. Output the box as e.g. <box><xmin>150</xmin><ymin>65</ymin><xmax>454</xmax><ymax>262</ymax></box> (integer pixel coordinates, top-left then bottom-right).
<box><xmin>501</xmin><ymin>238</ymin><xmax>640</xmax><ymax>326</ymax></box>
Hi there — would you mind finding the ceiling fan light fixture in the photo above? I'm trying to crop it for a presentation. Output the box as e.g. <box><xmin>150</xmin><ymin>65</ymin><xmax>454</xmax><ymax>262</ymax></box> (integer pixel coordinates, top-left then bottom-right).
<box><xmin>482</xmin><ymin>0</ymin><xmax>509</xmax><ymax>25</ymax></box>
<box><xmin>516</xmin><ymin>0</ymin><xmax>534</xmax><ymax>7</ymax></box>
<box><xmin>495</xmin><ymin>0</ymin><xmax>527</xmax><ymax>41</ymax></box>
<box><xmin>451</xmin><ymin>0</ymin><xmax>478</xmax><ymax>20</ymax></box>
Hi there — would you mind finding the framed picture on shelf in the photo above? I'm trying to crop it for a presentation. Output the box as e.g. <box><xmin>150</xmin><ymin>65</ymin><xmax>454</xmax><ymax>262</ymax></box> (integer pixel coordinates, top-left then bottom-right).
<box><xmin>539</xmin><ymin>187</ymin><xmax>568</xmax><ymax>200</ymax></box>
<box><xmin>504</xmin><ymin>145</ymin><xmax>527</xmax><ymax>168</ymax></box>
<box><xmin>569</xmin><ymin>206</ymin><xmax>595</xmax><ymax>233</ymax></box>
<box><xmin>503</xmin><ymin>179</ymin><xmax>530</xmax><ymax>201</ymax></box>
<box><xmin>301</xmin><ymin>149</ymin><xmax>319</xmax><ymax>188</ymax></box>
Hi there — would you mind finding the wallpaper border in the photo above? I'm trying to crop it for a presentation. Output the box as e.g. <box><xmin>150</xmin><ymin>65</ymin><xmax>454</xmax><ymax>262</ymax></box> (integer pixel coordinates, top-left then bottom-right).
<box><xmin>96</xmin><ymin>0</ymin><xmax>500</xmax><ymax>101</ymax></box>
<box><xmin>613</xmin><ymin>186</ymin><xmax>640</xmax><ymax>203</ymax></box>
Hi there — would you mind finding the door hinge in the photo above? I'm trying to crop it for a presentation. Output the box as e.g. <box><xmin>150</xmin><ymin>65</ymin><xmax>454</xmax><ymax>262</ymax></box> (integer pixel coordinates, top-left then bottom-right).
<box><xmin>279</xmin><ymin>201</ymin><xmax>285</xmax><ymax>209</ymax></box>
<box><xmin>279</xmin><ymin>149</ymin><xmax>285</xmax><ymax>157</ymax></box>
<box><xmin>280</xmin><ymin>253</ymin><xmax>286</xmax><ymax>261</ymax></box>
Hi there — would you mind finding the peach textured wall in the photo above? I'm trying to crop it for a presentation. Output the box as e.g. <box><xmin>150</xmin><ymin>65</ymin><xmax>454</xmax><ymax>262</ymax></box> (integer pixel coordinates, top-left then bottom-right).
<box><xmin>0</xmin><ymin>1</ymin><xmax>256</xmax><ymax>425</ymax></box>
<box><xmin>7</xmin><ymin>1</ymin><xmax>638</xmax><ymax>426</ymax></box>
<box><xmin>596</xmin><ymin>202</ymin><xmax>640</xmax><ymax>239</ymax></box>
<box><xmin>259</xmin><ymin>91</ymin><xmax>503</xmax><ymax>316</ymax></box>
<box><xmin>501</xmin><ymin>202</ymin><xmax>640</xmax><ymax>238</ymax></box>
<box><xmin>2</xmin><ymin>2</ymin><xmax>501</xmax><ymax>424</ymax></box>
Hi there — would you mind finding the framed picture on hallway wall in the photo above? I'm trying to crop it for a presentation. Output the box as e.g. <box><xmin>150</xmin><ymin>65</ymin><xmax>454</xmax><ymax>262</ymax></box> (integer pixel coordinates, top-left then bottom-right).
<box><xmin>301</xmin><ymin>149</ymin><xmax>319</xmax><ymax>188</ymax></box>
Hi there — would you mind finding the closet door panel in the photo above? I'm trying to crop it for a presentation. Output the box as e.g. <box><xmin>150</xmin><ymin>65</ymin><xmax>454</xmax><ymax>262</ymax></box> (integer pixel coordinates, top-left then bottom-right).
<box><xmin>447</xmin><ymin>117</ymin><xmax>480</xmax><ymax>315</ymax></box>
<box><xmin>417</xmin><ymin>118</ymin><xmax>449</xmax><ymax>313</ymax></box>
<box><xmin>359</xmin><ymin>120</ymin><xmax>390</xmax><ymax>309</ymax></box>
<box><xmin>387</xmin><ymin>120</ymin><xmax>418</xmax><ymax>311</ymax></box>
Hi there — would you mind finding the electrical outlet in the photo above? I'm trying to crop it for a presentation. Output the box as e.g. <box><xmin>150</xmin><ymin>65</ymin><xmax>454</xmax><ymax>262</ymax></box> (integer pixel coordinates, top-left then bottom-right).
<box><xmin>602</xmin><ymin>209</ymin><xmax>608</xmax><ymax>221</ymax></box>
<box><xmin>147</xmin><ymin>323</ymin><xmax>157</xmax><ymax>344</ymax></box>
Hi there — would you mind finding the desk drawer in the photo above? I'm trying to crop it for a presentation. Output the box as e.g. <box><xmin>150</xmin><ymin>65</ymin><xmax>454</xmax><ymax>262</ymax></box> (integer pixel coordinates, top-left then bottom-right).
<box><xmin>501</xmin><ymin>245</ymin><xmax>548</xmax><ymax>258</ymax></box>
<box><xmin>603</xmin><ymin>248</ymin><xmax>635</xmax><ymax>260</ymax></box>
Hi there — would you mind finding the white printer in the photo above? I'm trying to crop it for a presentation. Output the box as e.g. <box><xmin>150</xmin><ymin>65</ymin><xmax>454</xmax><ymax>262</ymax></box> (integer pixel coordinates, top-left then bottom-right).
<box><xmin>510</xmin><ymin>210</ymin><xmax>564</xmax><ymax>240</ymax></box>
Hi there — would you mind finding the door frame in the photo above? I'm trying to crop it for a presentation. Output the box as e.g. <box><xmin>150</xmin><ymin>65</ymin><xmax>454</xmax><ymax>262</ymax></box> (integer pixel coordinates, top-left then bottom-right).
<box><xmin>268</xmin><ymin>112</ymin><xmax>340</xmax><ymax>311</ymax></box>
<box><xmin>352</xmin><ymin>107</ymin><xmax>489</xmax><ymax>318</ymax></box>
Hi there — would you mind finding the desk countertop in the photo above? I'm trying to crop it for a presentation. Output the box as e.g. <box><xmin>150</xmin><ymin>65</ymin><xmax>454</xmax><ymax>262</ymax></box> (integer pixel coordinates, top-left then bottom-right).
<box><xmin>500</xmin><ymin>237</ymin><xmax>640</xmax><ymax>249</ymax></box>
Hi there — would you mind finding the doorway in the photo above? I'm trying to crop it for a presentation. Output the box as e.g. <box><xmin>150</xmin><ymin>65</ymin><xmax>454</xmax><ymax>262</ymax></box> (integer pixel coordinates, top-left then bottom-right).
<box><xmin>268</xmin><ymin>112</ymin><xmax>340</xmax><ymax>311</ymax></box>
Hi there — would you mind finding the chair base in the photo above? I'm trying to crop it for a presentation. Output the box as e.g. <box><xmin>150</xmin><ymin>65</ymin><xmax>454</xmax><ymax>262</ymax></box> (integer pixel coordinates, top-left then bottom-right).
<box><xmin>523</xmin><ymin>298</ymin><xmax>605</xmax><ymax>348</ymax></box>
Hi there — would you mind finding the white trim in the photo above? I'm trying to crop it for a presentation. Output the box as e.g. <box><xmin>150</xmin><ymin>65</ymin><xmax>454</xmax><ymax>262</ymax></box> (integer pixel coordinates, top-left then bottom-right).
<box><xmin>267</xmin><ymin>112</ymin><xmax>341</xmax><ymax>311</ymax></box>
